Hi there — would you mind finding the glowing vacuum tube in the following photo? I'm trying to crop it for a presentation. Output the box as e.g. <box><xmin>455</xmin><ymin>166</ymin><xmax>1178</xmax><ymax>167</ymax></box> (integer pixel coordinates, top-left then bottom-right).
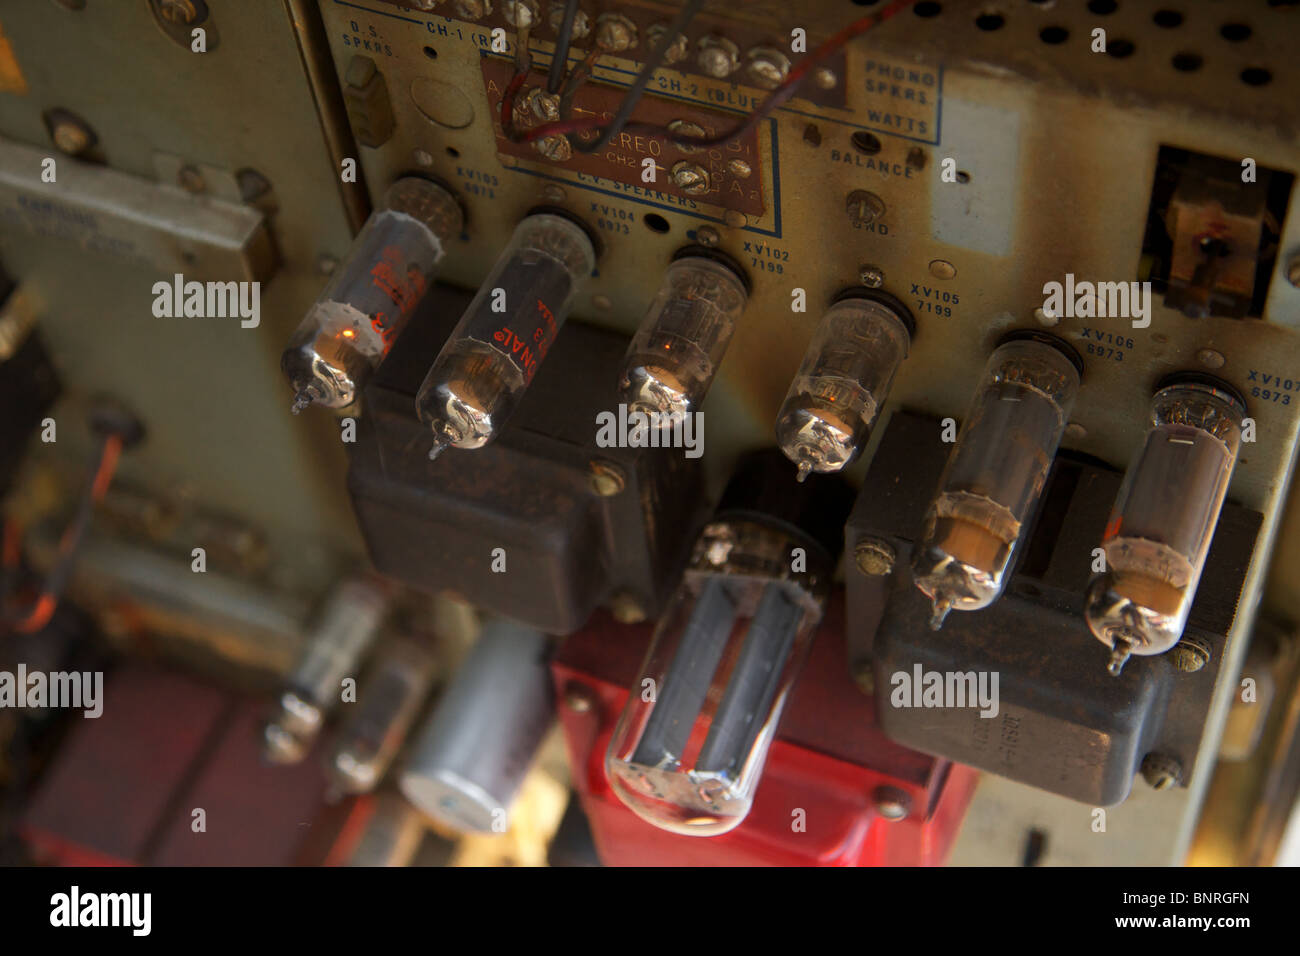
<box><xmin>1085</xmin><ymin>374</ymin><xmax>1245</xmax><ymax>676</ymax></box>
<box><xmin>912</xmin><ymin>331</ymin><xmax>1082</xmax><ymax>629</ymax></box>
<box><xmin>619</xmin><ymin>249</ymin><xmax>749</xmax><ymax>419</ymax></box>
<box><xmin>606</xmin><ymin>449</ymin><xmax>851</xmax><ymax>836</ymax></box>
<box><xmin>416</xmin><ymin>211</ymin><xmax>597</xmax><ymax>458</ymax></box>
<box><xmin>282</xmin><ymin>177</ymin><xmax>463</xmax><ymax>412</ymax></box>
<box><xmin>775</xmin><ymin>290</ymin><xmax>913</xmax><ymax>481</ymax></box>
<box><xmin>262</xmin><ymin>577</ymin><xmax>391</xmax><ymax>764</ymax></box>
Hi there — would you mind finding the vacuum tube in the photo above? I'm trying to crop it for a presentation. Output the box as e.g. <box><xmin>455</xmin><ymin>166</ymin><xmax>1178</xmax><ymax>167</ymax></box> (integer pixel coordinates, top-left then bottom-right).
<box><xmin>415</xmin><ymin>211</ymin><xmax>597</xmax><ymax>459</ymax></box>
<box><xmin>618</xmin><ymin>249</ymin><xmax>749</xmax><ymax>420</ymax></box>
<box><xmin>912</xmin><ymin>331</ymin><xmax>1082</xmax><ymax>629</ymax></box>
<box><xmin>606</xmin><ymin>449</ymin><xmax>853</xmax><ymax>836</ymax></box>
<box><xmin>775</xmin><ymin>290</ymin><xmax>913</xmax><ymax>480</ymax></box>
<box><xmin>1085</xmin><ymin>374</ymin><xmax>1245</xmax><ymax>675</ymax></box>
<box><xmin>262</xmin><ymin>576</ymin><xmax>391</xmax><ymax>763</ymax></box>
<box><xmin>282</xmin><ymin>177</ymin><xmax>463</xmax><ymax>412</ymax></box>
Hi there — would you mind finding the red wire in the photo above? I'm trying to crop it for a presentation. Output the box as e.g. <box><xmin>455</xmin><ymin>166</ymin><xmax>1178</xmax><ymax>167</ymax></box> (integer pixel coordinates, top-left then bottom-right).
<box><xmin>9</xmin><ymin>434</ymin><xmax>124</xmax><ymax>634</ymax></box>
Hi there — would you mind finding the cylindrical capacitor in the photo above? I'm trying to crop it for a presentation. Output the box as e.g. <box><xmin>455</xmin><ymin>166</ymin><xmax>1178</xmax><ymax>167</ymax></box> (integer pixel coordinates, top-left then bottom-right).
<box><xmin>415</xmin><ymin>211</ymin><xmax>596</xmax><ymax>458</ymax></box>
<box><xmin>606</xmin><ymin>450</ymin><xmax>851</xmax><ymax>837</ymax></box>
<box><xmin>912</xmin><ymin>331</ymin><xmax>1082</xmax><ymax>629</ymax></box>
<box><xmin>399</xmin><ymin>619</ymin><xmax>555</xmax><ymax>833</ymax></box>
<box><xmin>282</xmin><ymin>177</ymin><xmax>463</xmax><ymax>412</ymax></box>
<box><xmin>262</xmin><ymin>577</ymin><xmax>391</xmax><ymax>764</ymax></box>
<box><xmin>328</xmin><ymin>638</ymin><xmax>437</xmax><ymax>797</ymax></box>
<box><xmin>618</xmin><ymin>249</ymin><xmax>749</xmax><ymax>419</ymax></box>
<box><xmin>774</xmin><ymin>290</ymin><xmax>913</xmax><ymax>480</ymax></box>
<box><xmin>1085</xmin><ymin>374</ymin><xmax>1245</xmax><ymax>675</ymax></box>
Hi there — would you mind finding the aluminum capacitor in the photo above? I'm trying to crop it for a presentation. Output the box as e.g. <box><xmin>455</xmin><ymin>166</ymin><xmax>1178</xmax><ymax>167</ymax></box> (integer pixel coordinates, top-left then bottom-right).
<box><xmin>399</xmin><ymin>619</ymin><xmax>555</xmax><ymax>833</ymax></box>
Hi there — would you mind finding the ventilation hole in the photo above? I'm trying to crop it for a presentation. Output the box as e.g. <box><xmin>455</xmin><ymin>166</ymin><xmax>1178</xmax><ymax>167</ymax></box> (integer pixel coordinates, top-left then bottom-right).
<box><xmin>1040</xmin><ymin>26</ymin><xmax>1068</xmax><ymax>44</ymax></box>
<box><xmin>1107</xmin><ymin>38</ymin><xmax>1136</xmax><ymax>58</ymax></box>
<box><xmin>975</xmin><ymin>12</ymin><xmax>1005</xmax><ymax>30</ymax></box>
<box><xmin>1171</xmin><ymin>52</ymin><xmax>1202</xmax><ymax>71</ymax></box>
<box><xmin>422</xmin><ymin>46</ymin><xmax>438</xmax><ymax>59</ymax></box>
<box><xmin>849</xmin><ymin>0</ymin><xmax>881</xmax><ymax>5</ymax></box>
<box><xmin>956</xmin><ymin>170</ymin><xmax>971</xmax><ymax>184</ymax></box>
<box><xmin>1220</xmin><ymin>23</ymin><xmax>1251</xmax><ymax>41</ymax></box>
<box><xmin>445</xmin><ymin>146</ymin><xmax>460</xmax><ymax>158</ymax></box>
<box><xmin>1267</xmin><ymin>0</ymin><xmax>1298</xmax><ymax>7</ymax></box>
<box><xmin>905</xmin><ymin>147</ymin><xmax>927</xmax><ymax>170</ymax></box>
<box><xmin>1241</xmin><ymin>67</ymin><xmax>1272</xmax><ymax>86</ymax></box>
<box><xmin>850</xmin><ymin>131</ymin><xmax>882</xmax><ymax>155</ymax></box>
<box><xmin>802</xmin><ymin>123</ymin><xmax>822</xmax><ymax>146</ymax></box>
<box><xmin>1088</xmin><ymin>0</ymin><xmax>1118</xmax><ymax>14</ymax></box>
<box><xmin>913</xmin><ymin>1</ymin><xmax>942</xmax><ymax>17</ymax></box>
<box><xmin>1152</xmin><ymin>9</ymin><xmax>1183</xmax><ymax>28</ymax></box>
<box><xmin>644</xmin><ymin>214</ymin><xmax>670</xmax><ymax>233</ymax></box>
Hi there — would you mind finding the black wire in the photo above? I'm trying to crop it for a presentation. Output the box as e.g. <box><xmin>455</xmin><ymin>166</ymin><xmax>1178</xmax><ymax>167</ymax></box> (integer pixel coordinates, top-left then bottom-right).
<box><xmin>571</xmin><ymin>0</ymin><xmax>705</xmax><ymax>154</ymax></box>
<box><xmin>547</xmin><ymin>0</ymin><xmax>581</xmax><ymax>94</ymax></box>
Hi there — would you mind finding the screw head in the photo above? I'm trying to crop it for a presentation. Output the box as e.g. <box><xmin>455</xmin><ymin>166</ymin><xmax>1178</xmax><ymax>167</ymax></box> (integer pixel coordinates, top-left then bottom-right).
<box><xmin>648</xmin><ymin>24</ymin><xmax>689</xmax><ymax>63</ymax></box>
<box><xmin>872</xmin><ymin>786</ymin><xmax>911</xmax><ymax>821</ymax></box>
<box><xmin>1169</xmin><ymin>636</ymin><xmax>1212</xmax><ymax>673</ymax></box>
<box><xmin>453</xmin><ymin>0</ymin><xmax>490</xmax><ymax>19</ymax></box>
<box><xmin>542</xmin><ymin>183</ymin><xmax>567</xmax><ymax>203</ymax></box>
<box><xmin>855</xmin><ymin>538</ymin><xmax>896</xmax><ymax>576</ymax></box>
<box><xmin>610</xmin><ymin>591</ymin><xmax>646</xmax><ymax>624</ymax></box>
<box><xmin>744</xmin><ymin>48</ymin><xmax>789</xmax><ymax>90</ymax></box>
<box><xmin>533</xmin><ymin>134</ymin><xmax>572</xmax><ymax>162</ymax></box>
<box><xmin>845</xmin><ymin>189</ymin><xmax>885</xmax><ymax>226</ymax></box>
<box><xmin>727</xmin><ymin>158</ymin><xmax>752</xmax><ymax>179</ymax></box>
<box><xmin>928</xmin><ymin>259</ymin><xmax>957</xmax><ymax>280</ymax></box>
<box><xmin>595</xmin><ymin>13</ymin><xmax>637</xmax><ymax>52</ymax></box>
<box><xmin>859</xmin><ymin>265</ymin><xmax>885</xmax><ymax>289</ymax></box>
<box><xmin>814</xmin><ymin>67</ymin><xmax>838</xmax><ymax>90</ymax></box>
<box><xmin>667</xmin><ymin>119</ymin><xmax>707</xmax><ymax>154</ymax></box>
<box><xmin>549</xmin><ymin>7</ymin><xmax>590</xmax><ymax>38</ymax></box>
<box><xmin>177</xmin><ymin>164</ymin><xmax>207</xmax><ymax>193</ymax></box>
<box><xmin>51</xmin><ymin>121</ymin><xmax>92</xmax><ymax>156</ymax></box>
<box><xmin>696</xmin><ymin>37</ymin><xmax>739</xmax><ymax>78</ymax></box>
<box><xmin>1140</xmin><ymin>753</ymin><xmax>1183</xmax><ymax>790</ymax></box>
<box><xmin>563</xmin><ymin>683</ymin><xmax>596</xmax><ymax>713</ymax></box>
<box><xmin>502</xmin><ymin>0</ymin><xmax>539</xmax><ymax>29</ymax></box>
<box><xmin>696</xmin><ymin>226</ymin><xmax>721</xmax><ymax>247</ymax></box>
<box><xmin>1286</xmin><ymin>256</ymin><xmax>1300</xmax><ymax>289</ymax></box>
<box><xmin>1196</xmin><ymin>349</ymin><xmax>1226</xmax><ymax>370</ymax></box>
<box><xmin>587</xmin><ymin>459</ymin><xmax>626</xmax><ymax>496</ymax></box>
<box><xmin>156</xmin><ymin>0</ymin><xmax>201</xmax><ymax>25</ymax></box>
<box><xmin>671</xmin><ymin>161</ymin><xmax>711</xmax><ymax>194</ymax></box>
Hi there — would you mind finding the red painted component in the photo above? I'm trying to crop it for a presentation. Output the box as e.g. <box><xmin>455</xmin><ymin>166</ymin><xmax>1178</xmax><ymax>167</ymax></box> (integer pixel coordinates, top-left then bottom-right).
<box><xmin>552</xmin><ymin>594</ymin><xmax>978</xmax><ymax>866</ymax></box>
<box><xmin>20</xmin><ymin>663</ymin><xmax>365</xmax><ymax>866</ymax></box>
